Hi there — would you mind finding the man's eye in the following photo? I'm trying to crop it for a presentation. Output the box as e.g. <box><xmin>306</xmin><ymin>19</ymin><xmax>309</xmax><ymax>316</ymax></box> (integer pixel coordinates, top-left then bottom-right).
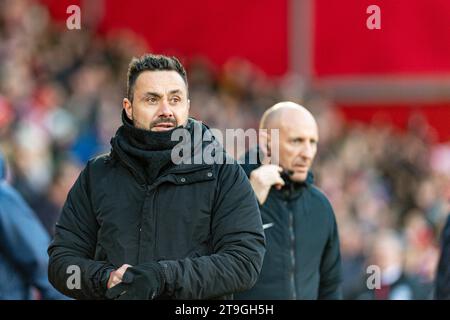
<box><xmin>171</xmin><ymin>97</ymin><xmax>181</xmax><ymax>103</ymax></box>
<box><xmin>147</xmin><ymin>97</ymin><xmax>157</xmax><ymax>103</ymax></box>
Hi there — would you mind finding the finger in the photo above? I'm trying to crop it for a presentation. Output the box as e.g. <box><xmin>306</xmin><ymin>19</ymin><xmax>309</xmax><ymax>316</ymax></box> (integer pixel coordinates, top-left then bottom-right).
<box><xmin>109</xmin><ymin>275</ymin><xmax>124</xmax><ymax>288</ymax></box>
<box><xmin>118</xmin><ymin>264</ymin><xmax>131</xmax><ymax>272</ymax></box>
<box><xmin>274</xmin><ymin>182</ymin><xmax>285</xmax><ymax>190</ymax></box>
<box><xmin>262</xmin><ymin>164</ymin><xmax>282</xmax><ymax>175</ymax></box>
<box><xmin>116</xmin><ymin>264</ymin><xmax>132</xmax><ymax>278</ymax></box>
<box><xmin>107</xmin><ymin>271</ymin><xmax>120</xmax><ymax>289</ymax></box>
<box><xmin>275</xmin><ymin>177</ymin><xmax>285</xmax><ymax>187</ymax></box>
<box><xmin>267</xmin><ymin>165</ymin><xmax>283</xmax><ymax>179</ymax></box>
<box><xmin>121</xmin><ymin>269</ymin><xmax>135</xmax><ymax>284</ymax></box>
<box><xmin>111</xmin><ymin>275</ymin><xmax>121</xmax><ymax>286</ymax></box>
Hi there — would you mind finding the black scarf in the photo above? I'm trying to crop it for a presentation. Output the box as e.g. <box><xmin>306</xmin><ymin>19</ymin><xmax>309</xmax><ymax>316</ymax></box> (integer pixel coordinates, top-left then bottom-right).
<box><xmin>111</xmin><ymin>111</ymin><xmax>192</xmax><ymax>183</ymax></box>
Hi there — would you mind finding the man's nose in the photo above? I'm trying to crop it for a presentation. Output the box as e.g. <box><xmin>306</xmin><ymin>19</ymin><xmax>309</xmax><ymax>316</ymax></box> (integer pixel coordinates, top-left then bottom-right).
<box><xmin>157</xmin><ymin>100</ymin><xmax>174</xmax><ymax>118</ymax></box>
<box><xmin>299</xmin><ymin>143</ymin><xmax>314</xmax><ymax>159</ymax></box>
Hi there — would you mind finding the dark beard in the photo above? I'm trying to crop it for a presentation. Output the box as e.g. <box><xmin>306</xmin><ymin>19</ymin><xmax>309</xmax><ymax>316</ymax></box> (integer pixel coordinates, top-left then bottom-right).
<box><xmin>131</xmin><ymin>113</ymin><xmax>178</xmax><ymax>131</ymax></box>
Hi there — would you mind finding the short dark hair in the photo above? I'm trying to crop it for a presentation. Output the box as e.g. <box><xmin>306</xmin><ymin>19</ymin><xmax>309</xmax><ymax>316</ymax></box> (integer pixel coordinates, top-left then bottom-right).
<box><xmin>127</xmin><ymin>54</ymin><xmax>188</xmax><ymax>102</ymax></box>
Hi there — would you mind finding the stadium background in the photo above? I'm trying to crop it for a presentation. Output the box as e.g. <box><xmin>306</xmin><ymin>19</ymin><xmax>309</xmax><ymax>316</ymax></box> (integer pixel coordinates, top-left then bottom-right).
<box><xmin>1</xmin><ymin>0</ymin><xmax>449</xmax><ymax>299</ymax></box>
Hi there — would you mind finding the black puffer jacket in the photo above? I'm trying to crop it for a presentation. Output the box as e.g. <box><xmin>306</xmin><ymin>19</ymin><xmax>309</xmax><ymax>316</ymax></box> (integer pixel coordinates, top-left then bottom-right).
<box><xmin>235</xmin><ymin>149</ymin><xmax>342</xmax><ymax>300</ymax></box>
<box><xmin>48</xmin><ymin>119</ymin><xmax>265</xmax><ymax>299</ymax></box>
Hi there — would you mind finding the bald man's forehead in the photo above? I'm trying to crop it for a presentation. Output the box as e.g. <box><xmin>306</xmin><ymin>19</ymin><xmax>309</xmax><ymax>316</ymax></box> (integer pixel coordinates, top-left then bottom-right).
<box><xmin>274</xmin><ymin>111</ymin><xmax>317</xmax><ymax>143</ymax></box>
<box><xmin>280</xmin><ymin>119</ymin><xmax>318</xmax><ymax>139</ymax></box>
<box><xmin>280</xmin><ymin>107</ymin><xmax>314</xmax><ymax>120</ymax></box>
<box><xmin>260</xmin><ymin>103</ymin><xmax>317</xmax><ymax>129</ymax></box>
<box><xmin>279</xmin><ymin>109</ymin><xmax>317</xmax><ymax>129</ymax></box>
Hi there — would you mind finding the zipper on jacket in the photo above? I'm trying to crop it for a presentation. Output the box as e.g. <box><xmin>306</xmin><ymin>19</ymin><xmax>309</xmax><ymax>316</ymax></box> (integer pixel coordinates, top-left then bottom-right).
<box><xmin>136</xmin><ymin>184</ymin><xmax>153</xmax><ymax>263</ymax></box>
<box><xmin>152</xmin><ymin>187</ymin><xmax>159</xmax><ymax>258</ymax></box>
<box><xmin>288</xmin><ymin>208</ymin><xmax>297</xmax><ymax>300</ymax></box>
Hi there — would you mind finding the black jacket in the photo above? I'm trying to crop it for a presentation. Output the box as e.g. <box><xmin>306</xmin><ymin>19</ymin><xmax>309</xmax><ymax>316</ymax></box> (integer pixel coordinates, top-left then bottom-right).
<box><xmin>48</xmin><ymin>119</ymin><xmax>265</xmax><ymax>299</ymax></box>
<box><xmin>436</xmin><ymin>214</ymin><xmax>450</xmax><ymax>299</ymax></box>
<box><xmin>235</xmin><ymin>150</ymin><xmax>342</xmax><ymax>299</ymax></box>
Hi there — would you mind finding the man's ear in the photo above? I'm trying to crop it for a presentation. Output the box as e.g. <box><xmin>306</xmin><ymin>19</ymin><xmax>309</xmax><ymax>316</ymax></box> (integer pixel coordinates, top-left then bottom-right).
<box><xmin>187</xmin><ymin>98</ymin><xmax>191</xmax><ymax>111</ymax></box>
<box><xmin>258</xmin><ymin>129</ymin><xmax>279</xmax><ymax>165</ymax></box>
<box><xmin>123</xmin><ymin>98</ymin><xmax>133</xmax><ymax>120</ymax></box>
<box><xmin>258</xmin><ymin>129</ymin><xmax>270</xmax><ymax>164</ymax></box>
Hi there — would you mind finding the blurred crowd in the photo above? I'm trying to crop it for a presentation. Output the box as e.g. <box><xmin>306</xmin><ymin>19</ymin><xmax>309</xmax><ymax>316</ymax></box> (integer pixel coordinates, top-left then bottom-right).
<box><xmin>1</xmin><ymin>0</ymin><xmax>449</xmax><ymax>299</ymax></box>
<box><xmin>314</xmin><ymin>104</ymin><xmax>450</xmax><ymax>299</ymax></box>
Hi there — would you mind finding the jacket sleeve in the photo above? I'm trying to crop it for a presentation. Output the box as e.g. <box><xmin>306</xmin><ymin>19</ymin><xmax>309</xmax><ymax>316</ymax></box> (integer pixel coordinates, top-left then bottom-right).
<box><xmin>47</xmin><ymin>163</ymin><xmax>113</xmax><ymax>299</ymax></box>
<box><xmin>0</xmin><ymin>183</ymin><xmax>67</xmax><ymax>299</ymax></box>
<box><xmin>318</xmin><ymin>204</ymin><xmax>343</xmax><ymax>300</ymax></box>
<box><xmin>436</xmin><ymin>214</ymin><xmax>450</xmax><ymax>299</ymax></box>
<box><xmin>159</xmin><ymin>162</ymin><xmax>266</xmax><ymax>299</ymax></box>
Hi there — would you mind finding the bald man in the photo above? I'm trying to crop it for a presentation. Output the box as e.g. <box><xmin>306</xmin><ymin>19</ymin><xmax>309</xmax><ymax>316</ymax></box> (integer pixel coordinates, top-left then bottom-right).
<box><xmin>236</xmin><ymin>102</ymin><xmax>342</xmax><ymax>300</ymax></box>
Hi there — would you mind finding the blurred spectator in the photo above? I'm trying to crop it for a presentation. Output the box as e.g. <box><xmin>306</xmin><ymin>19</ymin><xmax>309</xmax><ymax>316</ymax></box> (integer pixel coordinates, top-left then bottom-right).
<box><xmin>0</xmin><ymin>150</ymin><xmax>66</xmax><ymax>299</ymax></box>
<box><xmin>354</xmin><ymin>230</ymin><xmax>430</xmax><ymax>300</ymax></box>
<box><xmin>33</xmin><ymin>158</ymin><xmax>83</xmax><ymax>236</ymax></box>
<box><xmin>339</xmin><ymin>220</ymin><xmax>366</xmax><ymax>299</ymax></box>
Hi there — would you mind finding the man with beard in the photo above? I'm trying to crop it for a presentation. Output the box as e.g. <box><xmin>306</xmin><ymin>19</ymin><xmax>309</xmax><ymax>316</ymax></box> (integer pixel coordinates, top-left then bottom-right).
<box><xmin>48</xmin><ymin>54</ymin><xmax>265</xmax><ymax>300</ymax></box>
<box><xmin>235</xmin><ymin>102</ymin><xmax>342</xmax><ymax>299</ymax></box>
